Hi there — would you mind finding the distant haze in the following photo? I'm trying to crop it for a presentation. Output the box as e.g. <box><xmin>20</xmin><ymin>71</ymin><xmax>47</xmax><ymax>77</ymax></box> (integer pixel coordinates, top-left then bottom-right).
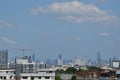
<box><xmin>0</xmin><ymin>0</ymin><xmax>120</xmax><ymax>60</ymax></box>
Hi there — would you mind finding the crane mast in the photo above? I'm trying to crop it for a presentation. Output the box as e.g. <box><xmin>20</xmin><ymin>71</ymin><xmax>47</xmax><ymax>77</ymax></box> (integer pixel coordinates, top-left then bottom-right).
<box><xmin>13</xmin><ymin>48</ymin><xmax>32</xmax><ymax>57</ymax></box>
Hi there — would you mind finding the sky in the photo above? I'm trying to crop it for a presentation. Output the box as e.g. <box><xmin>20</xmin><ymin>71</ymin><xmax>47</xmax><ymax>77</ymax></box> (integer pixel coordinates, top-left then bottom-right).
<box><xmin>0</xmin><ymin>0</ymin><xmax>120</xmax><ymax>60</ymax></box>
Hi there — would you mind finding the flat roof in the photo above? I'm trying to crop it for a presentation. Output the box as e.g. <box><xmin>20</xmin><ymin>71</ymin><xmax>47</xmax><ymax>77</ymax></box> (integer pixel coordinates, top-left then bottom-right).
<box><xmin>0</xmin><ymin>69</ymin><xmax>15</xmax><ymax>71</ymax></box>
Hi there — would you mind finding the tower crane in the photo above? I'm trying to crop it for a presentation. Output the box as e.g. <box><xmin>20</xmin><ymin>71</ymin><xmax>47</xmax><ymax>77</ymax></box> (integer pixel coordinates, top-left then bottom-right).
<box><xmin>13</xmin><ymin>48</ymin><xmax>32</xmax><ymax>57</ymax></box>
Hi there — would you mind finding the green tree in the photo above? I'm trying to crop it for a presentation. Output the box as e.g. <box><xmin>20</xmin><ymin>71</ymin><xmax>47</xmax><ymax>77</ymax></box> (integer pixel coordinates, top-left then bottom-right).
<box><xmin>66</xmin><ymin>67</ymin><xmax>77</xmax><ymax>74</ymax></box>
<box><xmin>88</xmin><ymin>66</ymin><xmax>100</xmax><ymax>70</ymax></box>
<box><xmin>55</xmin><ymin>75</ymin><xmax>61</xmax><ymax>80</ymax></box>
<box><xmin>55</xmin><ymin>69</ymin><xmax>65</xmax><ymax>74</ymax></box>
<box><xmin>71</xmin><ymin>75</ymin><xmax>76</xmax><ymax>80</ymax></box>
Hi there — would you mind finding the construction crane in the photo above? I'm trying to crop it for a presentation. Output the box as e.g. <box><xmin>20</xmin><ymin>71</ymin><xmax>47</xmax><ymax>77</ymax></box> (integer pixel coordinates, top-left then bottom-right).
<box><xmin>13</xmin><ymin>48</ymin><xmax>32</xmax><ymax>57</ymax></box>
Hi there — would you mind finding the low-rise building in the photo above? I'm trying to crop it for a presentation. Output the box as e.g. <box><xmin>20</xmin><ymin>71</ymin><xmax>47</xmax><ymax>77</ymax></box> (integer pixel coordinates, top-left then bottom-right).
<box><xmin>0</xmin><ymin>69</ymin><xmax>16</xmax><ymax>80</ymax></box>
<box><xmin>112</xmin><ymin>60</ymin><xmax>120</xmax><ymax>69</ymax></box>
<box><xmin>116</xmin><ymin>70</ymin><xmax>120</xmax><ymax>79</ymax></box>
<box><xmin>20</xmin><ymin>68</ymin><xmax>55</xmax><ymax>80</ymax></box>
<box><xmin>60</xmin><ymin>74</ymin><xmax>73</xmax><ymax>80</ymax></box>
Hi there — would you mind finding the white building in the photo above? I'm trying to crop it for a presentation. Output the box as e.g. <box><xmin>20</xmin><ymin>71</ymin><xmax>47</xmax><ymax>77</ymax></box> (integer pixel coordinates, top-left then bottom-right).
<box><xmin>16</xmin><ymin>58</ymin><xmax>28</xmax><ymax>64</ymax></box>
<box><xmin>0</xmin><ymin>69</ymin><xmax>16</xmax><ymax>80</ymax></box>
<box><xmin>20</xmin><ymin>68</ymin><xmax>55</xmax><ymax>80</ymax></box>
<box><xmin>57</xmin><ymin>58</ymin><xmax>62</xmax><ymax>66</ymax></box>
<box><xmin>112</xmin><ymin>60</ymin><xmax>120</xmax><ymax>68</ymax></box>
<box><xmin>60</xmin><ymin>74</ymin><xmax>73</xmax><ymax>80</ymax></box>
<box><xmin>22</xmin><ymin>62</ymin><xmax>36</xmax><ymax>73</ymax></box>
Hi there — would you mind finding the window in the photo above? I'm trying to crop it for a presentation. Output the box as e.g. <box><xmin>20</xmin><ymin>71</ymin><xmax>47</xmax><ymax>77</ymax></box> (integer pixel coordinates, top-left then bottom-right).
<box><xmin>10</xmin><ymin>76</ymin><xmax>12</xmax><ymax>79</ymax></box>
<box><xmin>4</xmin><ymin>76</ymin><xmax>6</xmax><ymax>79</ymax></box>
<box><xmin>0</xmin><ymin>76</ymin><xmax>2</xmax><ymax>79</ymax></box>
<box><xmin>22</xmin><ymin>77</ymin><xmax>28</xmax><ymax>79</ymax></box>
<box><xmin>45</xmin><ymin>77</ymin><xmax>50</xmax><ymax>79</ymax></box>
<box><xmin>38</xmin><ymin>77</ymin><xmax>41</xmax><ymax>79</ymax></box>
<box><xmin>31</xmin><ymin>77</ymin><xmax>34</xmax><ymax>80</ymax></box>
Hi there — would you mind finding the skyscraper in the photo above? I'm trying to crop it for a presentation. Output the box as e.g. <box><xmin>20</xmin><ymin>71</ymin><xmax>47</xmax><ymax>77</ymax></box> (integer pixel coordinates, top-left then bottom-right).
<box><xmin>59</xmin><ymin>54</ymin><xmax>62</xmax><ymax>60</ymax></box>
<box><xmin>0</xmin><ymin>49</ymin><xmax>8</xmax><ymax>69</ymax></box>
<box><xmin>57</xmin><ymin>54</ymin><xmax>62</xmax><ymax>66</ymax></box>
<box><xmin>109</xmin><ymin>58</ymin><xmax>112</xmax><ymax>67</ymax></box>
<box><xmin>97</xmin><ymin>52</ymin><xmax>102</xmax><ymax>66</ymax></box>
<box><xmin>32</xmin><ymin>53</ymin><xmax>35</xmax><ymax>62</ymax></box>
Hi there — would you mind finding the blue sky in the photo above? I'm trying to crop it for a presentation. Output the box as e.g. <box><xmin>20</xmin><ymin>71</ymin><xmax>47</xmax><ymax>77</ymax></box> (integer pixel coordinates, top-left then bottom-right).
<box><xmin>0</xmin><ymin>0</ymin><xmax>120</xmax><ymax>60</ymax></box>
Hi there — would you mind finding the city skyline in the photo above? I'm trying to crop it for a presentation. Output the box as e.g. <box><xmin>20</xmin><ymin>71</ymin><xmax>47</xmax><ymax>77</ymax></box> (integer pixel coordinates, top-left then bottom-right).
<box><xmin>0</xmin><ymin>0</ymin><xmax>120</xmax><ymax>60</ymax></box>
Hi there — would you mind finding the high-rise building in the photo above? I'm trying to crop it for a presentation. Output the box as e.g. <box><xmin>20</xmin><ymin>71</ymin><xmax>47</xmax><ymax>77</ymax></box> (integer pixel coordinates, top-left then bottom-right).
<box><xmin>32</xmin><ymin>53</ymin><xmax>35</xmax><ymax>62</ymax></box>
<box><xmin>97</xmin><ymin>52</ymin><xmax>102</xmax><ymax>66</ymax></box>
<box><xmin>73</xmin><ymin>57</ymin><xmax>87</xmax><ymax>66</ymax></box>
<box><xmin>0</xmin><ymin>50</ymin><xmax>8</xmax><ymax>69</ymax></box>
<box><xmin>59</xmin><ymin>54</ymin><xmax>62</xmax><ymax>60</ymax></box>
<box><xmin>57</xmin><ymin>58</ymin><xmax>62</xmax><ymax>66</ymax></box>
<box><xmin>109</xmin><ymin>58</ymin><xmax>112</xmax><ymax>67</ymax></box>
<box><xmin>57</xmin><ymin>54</ymin><xmax>63</xmax><ymax>66</ymax></box>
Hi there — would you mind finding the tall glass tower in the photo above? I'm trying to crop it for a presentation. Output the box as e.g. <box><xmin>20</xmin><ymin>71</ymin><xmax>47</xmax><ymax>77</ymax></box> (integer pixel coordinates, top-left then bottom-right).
<box><xmin>32</xmin><ymin>53</ymin><xmax>35</xmax><ymax>62</ymax></box>
<box><xmin>97</xmin><ymin>52</ymin><xmax>102</xmax><ymax>66</ymax></box>
<box><xmin>59</xmin><ymin>54</ymin><xmax>62</xmax><ymax>60</ymax></box>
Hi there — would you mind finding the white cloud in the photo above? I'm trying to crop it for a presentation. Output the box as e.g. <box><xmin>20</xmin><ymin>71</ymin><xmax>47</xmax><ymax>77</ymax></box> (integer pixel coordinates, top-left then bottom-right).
<box><xmin>100</xmin><ymin>32</ymin><xmax>109</xmax><ymax>36</ymax></box>
<box><xmin>0</xmin><ymin>20</ymin><xmax>14</xmax><ymax>28</ymax></box>
<box><xmin>31</xmin><ymin>1</ymin><xmax>118</xmax><ymax>24</ymax></box>
<box><xmin>66</xmin><ymin>38</ymin><xmax>81</xmax><ymax>42</ymax></box>
<box><xmin>0</xmin><ymin>37</ymin><xmax>17</xmax><ymax>44</ymax></box>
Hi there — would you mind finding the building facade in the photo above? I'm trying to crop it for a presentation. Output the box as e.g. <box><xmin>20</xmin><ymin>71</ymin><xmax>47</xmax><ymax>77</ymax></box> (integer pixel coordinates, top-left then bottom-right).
<box><xmin>73</xmin><ymin>57</ymin><xmax>88</xmax><ymax>66</ymax></box>
<box><xmin>20</xmin><ymin>68</ymin><xmax>55</xmax><ymax>80</ymax></box>
<box><xmin>0</xmin><ymin>69</ymin><xmax>16</xmax><ymax>80</ymax></box>
<box><xmin>112</xmin><ymin>60</ymin><xmax>120</xmax><ymax>68</ymax></box>
<box><xmin>0</xmin><ymin>50</ymin><xmax>8</xmax><ymax>69</ymax></box>
<box><xmin>97</xmin><ymin>52</ymin><xmax>102</xmax><ymax>67</ymax></box>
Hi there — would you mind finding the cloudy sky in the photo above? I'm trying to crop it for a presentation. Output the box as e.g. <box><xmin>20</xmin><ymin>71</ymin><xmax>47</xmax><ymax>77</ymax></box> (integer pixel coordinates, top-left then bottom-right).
<box><xmin>0</xmin><ymin>0</ymin><xmax>120</xmax><ymax>60</ymax></box>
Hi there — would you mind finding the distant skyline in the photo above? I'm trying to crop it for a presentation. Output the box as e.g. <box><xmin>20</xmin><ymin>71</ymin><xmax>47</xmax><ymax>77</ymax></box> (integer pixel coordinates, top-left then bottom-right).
<box><xmin>0</xmin><ymin>0</ymin><xmax>120</xmax><ymax>60</ymax></box>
